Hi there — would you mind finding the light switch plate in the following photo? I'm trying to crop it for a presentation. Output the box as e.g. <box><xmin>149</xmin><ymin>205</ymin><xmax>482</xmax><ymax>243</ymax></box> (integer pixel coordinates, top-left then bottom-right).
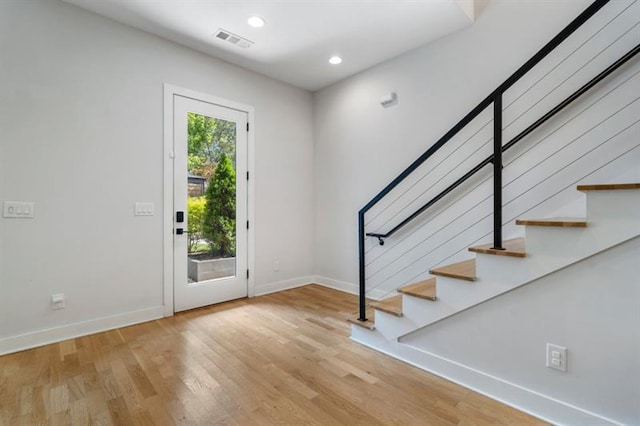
<box><xmin>135</xmin><ymin>202</ymin><xmax>154</xmax><ymax>216</ymax></box>
<box><xmin>3</xmin><ymin>201</ymin><xmax>35</xmax><ymax>218</ymax></box>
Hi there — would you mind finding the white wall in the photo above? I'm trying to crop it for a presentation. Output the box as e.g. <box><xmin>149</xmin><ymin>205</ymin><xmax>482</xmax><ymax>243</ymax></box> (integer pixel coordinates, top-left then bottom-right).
<box><xmin>314</xmin><ymin>1</ymin><xmax>639</xmax><ymax>422</ymax></box>
<box><xmin>0</xmin><ymin>0</ymin><xmax>315</xmax><ymax>351</ymax></box>
<box><xmin>401</xmin><ymin>236</ymin><xmax>640</xmax><ymax>425</ymax></box>
<box><xmin>313</xmin><ymin>0</ymin><xmax>640</xmax><ymax>294</ymax></box>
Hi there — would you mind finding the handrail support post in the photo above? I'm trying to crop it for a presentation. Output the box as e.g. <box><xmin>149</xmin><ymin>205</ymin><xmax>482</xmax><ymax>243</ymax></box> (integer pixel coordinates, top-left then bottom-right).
<box><xmin>358</xmin><ymin>212</ymin><xmax>368</xmax><ymax>322</ymax></box>
<box><xmin>492</xmin><ymin>94</ymin><xmax>505</xmax><ymax>250</ymax></box>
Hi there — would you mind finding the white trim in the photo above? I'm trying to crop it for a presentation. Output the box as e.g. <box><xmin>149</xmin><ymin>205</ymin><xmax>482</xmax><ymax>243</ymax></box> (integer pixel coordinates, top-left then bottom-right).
<box><xmin>247</xmin><ymin>108</ymin><xmax>256</xmax><ymax>298</ymax></box>
<box><xmin>313</xmin><ymin>275</ymin><xmax>358</xmax><ymax>294</ymax></box>
<box><xmin>0</xmin><ymin>306</ymin><xmax>164</xmax><ymax>356</ymax></box>
<box><xmin>163</xmin><ymin>85</ymin><xmax>175</xmax><ymax>317</ymax></box>
<box><xmin>253</xmin><ymin>276</ymin><xmax>315</xmax><ymax>297</ymax></box>
<box><xmin>251</xmin><ymin>275</ymin><xmax>388</xmax><ymax>299</ymax></box>
<box><xmin>313</xmin><ymin>275</ymin><xmax>388</xmax><ymax>300</ymax></box>
<box><xmin>0</xmin><ymin>279</ymin><xmax>349</xmax><ymax>355</ymax></box>
<box><xmin>162</xmin><ymin>84</ymin><xmax>256</xmax><ymax>313</ymax></box>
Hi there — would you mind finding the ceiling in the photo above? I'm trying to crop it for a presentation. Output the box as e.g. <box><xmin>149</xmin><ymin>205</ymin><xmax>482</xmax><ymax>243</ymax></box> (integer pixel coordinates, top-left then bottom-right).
<box><xmin>63</xmin><ymin>0</ymin><xmax>476</xmax><ymax>91</ymax></box>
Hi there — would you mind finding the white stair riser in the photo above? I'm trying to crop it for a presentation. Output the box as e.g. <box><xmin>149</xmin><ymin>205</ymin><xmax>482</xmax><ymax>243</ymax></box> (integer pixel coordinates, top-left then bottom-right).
<box><xmin>476</xmin><ymin>251</ymin><xmax>570</xmax><ymax>289</ymax></box>
<box><xmin>350</xmin><ymin>325</ymin><xmax>389</xmax><ymax>349</ymax></box>
<box><xmin>524</xmin><ymin>217</ymin><xmax>640</xmax><ymax>261</ymax></box>
<box><xmin>585</xmin><ymin>190</ymin><xmax>640</xmax><ymax>222</ymax></box>
<box><xmin>373</xmin><ymin>310</ymin><xmax>417</xmax><ymax>339</ymax></box>
<box><xmin>432</xmin><ymin>275</ymin><xmax>514</xmax><ymax>308</ymax></box>
<box><xmin>523</xmin><ymin>226</ymin><xmax>588</xmax><ymax>259</ymax></box>
<box><xmin>477</xmin><ymin>219</ymin><xmax>639</xmax><ymax>293</ymax></box>
<box><xmin>374</xmin><ymin>294</ymin><xmax>456</xmax><ymax>339</ymax></box>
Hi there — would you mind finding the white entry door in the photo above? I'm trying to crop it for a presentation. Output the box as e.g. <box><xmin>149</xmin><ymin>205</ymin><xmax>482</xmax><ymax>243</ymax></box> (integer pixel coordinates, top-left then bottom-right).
<box><xmin>173</xmin><ymin>95</ymin><xmax>248</xmax><ymax>312</ymax></box>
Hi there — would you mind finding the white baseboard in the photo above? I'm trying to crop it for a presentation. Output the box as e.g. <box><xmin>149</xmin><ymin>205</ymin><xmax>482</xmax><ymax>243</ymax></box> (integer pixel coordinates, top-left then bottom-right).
<box><xmin>253</xmin><ymin>275</ymin><xmax>388</xmax><ymax>300</ymax></box>
<box><xmin>312</xmin><ymin>275</ymin><xmax>358</xmax><ymax>294</ymax></box>
<box><xmin>350</xmin><ymin>335</ymin><xmax>622</xmax><ymax>426</ymax></box>
<box><xmin>313</xmin><ymin>275</ymin><xmax>388</xmax><ymax>300</ymax></box>
<box><xmin>253</xmin><ymin>276</ymin><xmax>315</xmax><ymax>296</ymax></box>
<box><xmin>0</xmin><ymin>305</ymin><xmax>165</xmax><ymax>356</ymax></box>
<box><xmin>0</xmin><ymin>276</ymin><xmax>380</xmax><ymax>355</ymax></box>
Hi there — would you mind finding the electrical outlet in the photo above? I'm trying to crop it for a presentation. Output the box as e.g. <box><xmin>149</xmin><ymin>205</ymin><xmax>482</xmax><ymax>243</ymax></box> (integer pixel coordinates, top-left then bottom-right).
<box><xmin>51</xmin><ymin>294</ymin><xmax>65</xmax><ymax>310</ymax></box>
<box><xmin>546</xmin><ymin>343</ymin><xmax>567</xmax><ymax>372</ymax></box>
<box><xmin>273</xmin><ymin>260</ymin><xmax>280</xmax><ymax>272</ymax></box>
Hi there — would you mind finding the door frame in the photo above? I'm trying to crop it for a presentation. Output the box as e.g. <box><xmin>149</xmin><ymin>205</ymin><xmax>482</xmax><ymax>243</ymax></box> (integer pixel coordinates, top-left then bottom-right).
<box><xmin>163</xmin><ymin>84</ymin><xmax>255</xmax><ymax>316</ymax></box>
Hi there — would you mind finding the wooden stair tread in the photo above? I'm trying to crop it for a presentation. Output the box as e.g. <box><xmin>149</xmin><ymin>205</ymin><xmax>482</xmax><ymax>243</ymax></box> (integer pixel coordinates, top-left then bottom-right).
<box><xmin>577</xmin><ymin>183</ymin><xmax>640</xmax><ymax>191</ymax></box>
<box><xmin>398</xmin><ymin>278</ymin><xmax>437</xmax><ymax>301</ymax></box>
<box><xmin>429</xmin><ymin>259</ymin><xmax>476</xmax><ymax>281</ymax></box>
<box><xmin>369</xmin><ymin>295</ymin><xmax>403</xmax><ymax>317</ymax></box>
<box><xmin>347</xmin><ymin>308</ymin><xmax>375</xmax><ymax>330</ymax></box>
<box><xmin>516</xmin><ymin>217</ymin><xmax>587</xmax><ymax>227</ymax></box>
<box><xmin>468</xmin><ymin>238</ymin><xmax>526</xmax><ymax>258</ymax></box>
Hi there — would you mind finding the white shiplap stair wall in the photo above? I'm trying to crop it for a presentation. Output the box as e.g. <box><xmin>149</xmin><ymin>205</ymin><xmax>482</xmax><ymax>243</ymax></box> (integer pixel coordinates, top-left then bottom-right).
<box><xmin>362</xmin><ymin>0</ymin><xmax>640</xmax><ymax>301</ymax></box>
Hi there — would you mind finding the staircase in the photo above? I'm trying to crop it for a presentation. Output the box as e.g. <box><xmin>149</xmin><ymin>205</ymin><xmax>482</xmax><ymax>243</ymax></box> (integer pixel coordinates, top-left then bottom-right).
<box><xmin>348</xmin><ymin>183</ymin><xmax>640</xmax><ymax>425</ymax></box>
<box><xmin>349</xmin><ymin>183</ymin><xmax>639</xmax><ymax>336</ymax></box>
<box><xmin>348</xmin><ymin>2</ymin><xmax>639</xmax><ymax>422</ymax></box>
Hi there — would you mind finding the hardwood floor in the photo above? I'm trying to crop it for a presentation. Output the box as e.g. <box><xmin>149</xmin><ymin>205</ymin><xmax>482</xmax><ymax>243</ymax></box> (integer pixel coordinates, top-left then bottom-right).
<box><xmin>0</xmin><ymin>285</ymin><xmax>545</xmax><ymax>425</ymax></box>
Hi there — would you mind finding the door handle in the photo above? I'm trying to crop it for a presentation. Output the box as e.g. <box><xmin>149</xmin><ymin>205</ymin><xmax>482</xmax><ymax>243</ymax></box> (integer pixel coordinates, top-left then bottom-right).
<box><xmin>175</xmin><ymin>228</ymin><xmax>185</xmax><ymax>235</ymax></box>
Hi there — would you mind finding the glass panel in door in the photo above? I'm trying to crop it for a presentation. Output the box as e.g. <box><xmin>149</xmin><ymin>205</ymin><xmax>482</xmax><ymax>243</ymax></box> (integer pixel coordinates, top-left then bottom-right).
<box><xmin>186</xmin><ymin>113</ymin><xmax>237</xmax><ymax>283</ymax></box>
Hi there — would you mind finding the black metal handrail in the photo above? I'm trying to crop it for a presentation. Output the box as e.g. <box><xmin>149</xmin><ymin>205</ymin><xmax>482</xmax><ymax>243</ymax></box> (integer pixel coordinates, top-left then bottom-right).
<box><xmin>357</xmin><ymin>0</ymin><xmax>637</xmax><ymax>322</ymax></box>
<box><xmin>366</xmin><ymin>43</ymin><xmax>640</xmax><ymax>244</ymax></box>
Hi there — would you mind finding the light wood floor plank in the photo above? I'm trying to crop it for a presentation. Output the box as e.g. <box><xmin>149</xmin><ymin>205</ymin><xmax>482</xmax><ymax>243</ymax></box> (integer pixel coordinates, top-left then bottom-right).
<box><xmin>0</xmin><ymin>284</ymin><xmax>546</xmax><ymax>425</ymax></box>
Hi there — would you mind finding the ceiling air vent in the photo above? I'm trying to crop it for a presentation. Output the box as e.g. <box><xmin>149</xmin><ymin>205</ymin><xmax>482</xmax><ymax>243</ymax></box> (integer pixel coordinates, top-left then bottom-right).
<box><xmin>214</xmin><ymin>29</ymin><xmax>253</xmax><ymax>49</ymax></box>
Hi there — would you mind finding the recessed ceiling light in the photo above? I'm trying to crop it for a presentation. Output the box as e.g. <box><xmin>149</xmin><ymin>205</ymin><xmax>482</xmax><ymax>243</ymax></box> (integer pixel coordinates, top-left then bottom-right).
<box><xmin>329</xmin><ymin>56</ymin><xmax>342</xmax><ymax>65</ymax></box>
<box><xmin>248</xmin><ymin>16</ymin><xmax>265</xmax><ymax>28</ymax></box>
